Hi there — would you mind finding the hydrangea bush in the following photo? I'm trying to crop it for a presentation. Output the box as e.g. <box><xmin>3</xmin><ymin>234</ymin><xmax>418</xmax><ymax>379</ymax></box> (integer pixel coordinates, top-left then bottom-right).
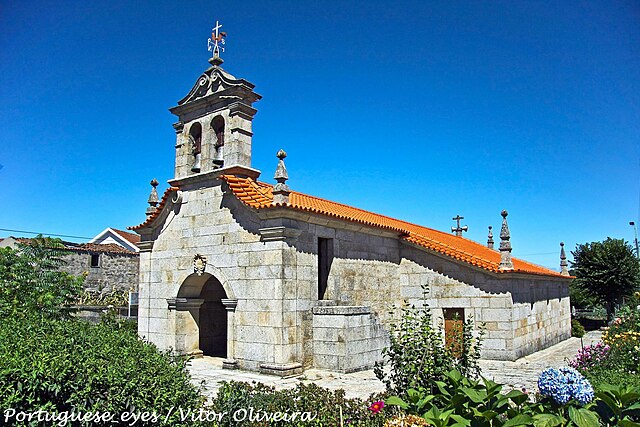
<box><xmin>537</xmin><ymin>367</ymin><xmax>594</xmax><ymax>405</ymax></box>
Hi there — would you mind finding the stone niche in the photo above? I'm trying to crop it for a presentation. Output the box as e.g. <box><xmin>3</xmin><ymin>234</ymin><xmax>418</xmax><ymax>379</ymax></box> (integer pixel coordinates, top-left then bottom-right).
<box><xmin>312</xmin><ymin>304</ymin><xmax>387</xmax><ymax>373</ymax></box>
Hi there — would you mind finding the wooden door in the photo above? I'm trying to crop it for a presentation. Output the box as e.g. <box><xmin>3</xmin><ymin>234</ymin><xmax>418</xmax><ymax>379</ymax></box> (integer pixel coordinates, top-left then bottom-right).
<box><xmin>444</xmin><ymin>308</ymin><xmax>464</xmax><ymax>358</ymax></box>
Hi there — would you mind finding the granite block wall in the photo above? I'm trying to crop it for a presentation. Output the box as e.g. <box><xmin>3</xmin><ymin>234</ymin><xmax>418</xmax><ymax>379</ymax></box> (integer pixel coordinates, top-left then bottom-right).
<box><xmin>61</xmin><ymin>251</ymin><xmax>139</xmax><ymax>294</ymax></box>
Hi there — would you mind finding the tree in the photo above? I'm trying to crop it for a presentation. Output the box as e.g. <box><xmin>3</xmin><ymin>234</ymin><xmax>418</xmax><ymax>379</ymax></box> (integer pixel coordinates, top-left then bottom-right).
<box><xmin>570</xmin><ymin>238</ymin><xmax>640</xmax><ymax>320</ymax></box>
<box><xmin>0</xmin><ymin>235</ymin><xmax>83</xmax><ymax>319</ymax></box>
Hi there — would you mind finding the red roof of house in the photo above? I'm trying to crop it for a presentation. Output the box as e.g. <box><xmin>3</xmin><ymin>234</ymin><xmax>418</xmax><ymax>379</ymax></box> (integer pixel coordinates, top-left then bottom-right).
<box><xmin>6</xmin><ymin>237</ymin><xmax>137</xmax><ymax>255</ymax></box>
<box><xmin>111</xmin><ymin>228</ymin><xmax>141</xmax><ymax>245</ymax></box>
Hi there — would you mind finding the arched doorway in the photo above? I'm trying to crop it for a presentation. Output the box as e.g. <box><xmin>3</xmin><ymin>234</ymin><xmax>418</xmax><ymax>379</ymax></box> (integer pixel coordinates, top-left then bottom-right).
<box><xmin>199</xmin><ymin>276</ymin><xmax>227</xmax><ymax>357</ymax></box>
<box><xmin>176</xmin><ymin>273</ymin><xmax>229</xmax><ymax>357</ymax></box>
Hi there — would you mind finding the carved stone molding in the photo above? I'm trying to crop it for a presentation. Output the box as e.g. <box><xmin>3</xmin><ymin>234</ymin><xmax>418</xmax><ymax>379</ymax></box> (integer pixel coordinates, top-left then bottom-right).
<box><xmin>258</xmin><ymin>226</ymin><xmax>302</xmax><ymax>242</ymax></box>
<box><xmin>172</xmin><ymin>121</ymin><xmax>184</xmax><ymax>133</ymax></box>
<box><xmin>166</xmin><ymin>298</ymin><xmax>204</xmax><ymax>311</ymax></box>
<box><xmin>221</xmin><ymin>299</ymin><xmax>238</xmax><ymax>312</ymax></box>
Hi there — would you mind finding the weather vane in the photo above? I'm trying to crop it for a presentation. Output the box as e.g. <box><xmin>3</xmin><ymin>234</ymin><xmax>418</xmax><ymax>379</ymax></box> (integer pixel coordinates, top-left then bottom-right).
<box><xmin>207</xmin><ymin>20</ymin><xmax>227</xmax><ymax>58</ymax></box>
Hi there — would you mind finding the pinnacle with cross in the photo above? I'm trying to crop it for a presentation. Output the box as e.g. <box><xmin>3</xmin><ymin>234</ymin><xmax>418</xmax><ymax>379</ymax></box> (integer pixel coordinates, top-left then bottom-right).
<box><xmin>207</xmin><ymin>20</ymin><xmax>227</xmax><ymax>63</ymax></box>
<box><xmin>451</xmin><ymin>215</ymin><xmax>468</xmax><ymax>237</ymax></box>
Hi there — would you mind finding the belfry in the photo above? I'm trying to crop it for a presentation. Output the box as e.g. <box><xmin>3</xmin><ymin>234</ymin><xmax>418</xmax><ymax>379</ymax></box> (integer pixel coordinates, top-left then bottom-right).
<box><xmin>131</xmin><ymin>24</ymin><xmax>572</xmax><ymax>375</ymax></box>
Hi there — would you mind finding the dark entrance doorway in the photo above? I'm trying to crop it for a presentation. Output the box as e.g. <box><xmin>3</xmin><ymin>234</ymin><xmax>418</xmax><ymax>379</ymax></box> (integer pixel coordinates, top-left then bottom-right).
<box><xmin>198</xmin><ymin>276</ymin><xmax>228</xmax><ymax>357</ymax></box>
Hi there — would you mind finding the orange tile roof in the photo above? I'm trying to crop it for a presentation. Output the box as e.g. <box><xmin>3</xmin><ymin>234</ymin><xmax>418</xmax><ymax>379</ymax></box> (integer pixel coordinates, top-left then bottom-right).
<box><xmin>221</xmin><ymin>175</ymin><xmax>566</xmax><ymax>278</ymax></box>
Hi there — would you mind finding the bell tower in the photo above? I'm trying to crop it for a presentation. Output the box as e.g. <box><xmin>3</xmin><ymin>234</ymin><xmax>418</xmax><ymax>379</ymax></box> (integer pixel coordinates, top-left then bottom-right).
<box><xmin>169</xmin><ymin>24</ymin><xmax>261</xmax><ymax>180</ymax></box>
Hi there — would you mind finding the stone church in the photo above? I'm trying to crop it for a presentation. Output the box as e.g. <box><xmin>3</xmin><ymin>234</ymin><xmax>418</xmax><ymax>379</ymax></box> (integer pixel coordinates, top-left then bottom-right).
<box><xmin>130</xmin><ymin>46</ymin><xmax>571</xmax><ymax>376</ymax></box>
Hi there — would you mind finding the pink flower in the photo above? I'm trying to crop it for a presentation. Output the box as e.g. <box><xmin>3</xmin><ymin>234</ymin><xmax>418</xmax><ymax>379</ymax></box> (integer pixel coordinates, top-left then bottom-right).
<box><xmin>369</xmin><ymin>400</ymin><xmax>385</xmax><ymax>414</ymax></box>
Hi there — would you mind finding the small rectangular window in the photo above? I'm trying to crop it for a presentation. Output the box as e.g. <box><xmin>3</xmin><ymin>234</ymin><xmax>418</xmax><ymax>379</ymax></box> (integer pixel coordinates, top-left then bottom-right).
<box><xmin>318</xmin><ymin>238</ymin><xmax>333</xmax><ymax>300</ymax></box>
<box><xmin>90</xmin><ymin>253</ymin><xmax>100</xmax><ymax>268</ymax></box>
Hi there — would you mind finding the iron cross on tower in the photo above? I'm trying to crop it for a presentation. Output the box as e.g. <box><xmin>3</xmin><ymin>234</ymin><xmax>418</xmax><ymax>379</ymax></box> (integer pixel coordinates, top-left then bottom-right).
<box><xmin>451</xmin><ymin>215</ymin><xmax>468</xmax><ymax>237</ymax></box>
<box><xmin>208</xmin><ymin>20</ymin><xmax>227</xmax><ymax>58</ymax></box>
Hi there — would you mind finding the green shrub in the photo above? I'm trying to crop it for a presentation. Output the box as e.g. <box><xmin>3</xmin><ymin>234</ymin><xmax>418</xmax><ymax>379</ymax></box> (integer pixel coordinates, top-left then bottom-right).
<box><xmin>582</xmin><ymin>366</ymin><xmax>640</xmax><ymax>390</ymax></box>
<box><xmin>0</xmin><ymin>237</ymin><xmax>83</xmax><ymax>319</ymax></box>
<box><xmin>0</xmin><ymin>315</ymin><xmax>204</xmax><ymax>426</ymax></box>
<box><xmin>374</xmin><ymin>287</ymin><xmax>484</xmax><ymax>395</ymax></box>
<box><xmin>207</xmin><ymin>381</ymin><xmax>393</xmax><ymax>426</ymax></box>
<box><xmin>571</xmin><ymin>319</ymin><xmax>586</xmax><ymax>338</ymax></box>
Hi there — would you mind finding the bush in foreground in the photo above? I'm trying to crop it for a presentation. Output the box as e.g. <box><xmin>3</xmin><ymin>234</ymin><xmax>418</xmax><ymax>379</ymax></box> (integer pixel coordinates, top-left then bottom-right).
<box><xmin>374</xmin><ymin>286</ymin><xmax>484</xmax><ymax>396</ymax></box>
<box><xmin>0</xmin><ymin>315</ymin><xmax>203</xmax><ymax>426</ymax></box>
<box><xmin>207</xmin><ymin>381</ymin><xmax>393</xmax><ymax>426</ymax></box>
<box><xmin>385</xmin><ymin>368</ymin><xmax>640</xmax><ymax>426</ymax></box>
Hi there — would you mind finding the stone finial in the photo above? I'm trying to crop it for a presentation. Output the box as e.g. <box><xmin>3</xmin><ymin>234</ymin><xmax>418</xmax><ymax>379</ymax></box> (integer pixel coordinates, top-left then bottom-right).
<box><xmin>272</xmin><ymin>149</ymin><xmax>291</xmax><ymax>205</ymax></box>
<box><xmin>146</xmin><ymin>179</ymin><xmax>159</xmax><ymax>217</ymax></box>
<box><xmin>499</xmin><ymin>210</ymin><xmax>514</xmax><ymax>270</ymax></box>
<box><xmin>560</xmin><ymin>242</ymin><xmax>569</xmax><ymax>276</ymax></box>
<box><xmin>487</xmin><ymin>226</ymin><xmax>494</xmax><ymax>249</ymax></box>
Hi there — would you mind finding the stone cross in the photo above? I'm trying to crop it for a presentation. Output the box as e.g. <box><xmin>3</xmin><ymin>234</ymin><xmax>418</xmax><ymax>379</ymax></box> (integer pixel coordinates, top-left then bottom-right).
<box><xmin>499</xmin><ymin>210</ymin><xmax>514</xmax><ymax>270</ymax></box>
<box><xmin>146</xmin><ymin>179</ymin><xmax>159</xmax><ymax>217</ymax></box>
<box><xmin>487</xmin><ymin>226</ymin><xmax>494</xmax><ymax>249</ymax></box>
<box><xmin>451</xmin><ymin>215</ymin><xmax>468</xmax><ymax>237</ymax></box>
<box><xmin>272</xmin><ymin>149</ymin><xmax>291</xmax><ymax>205</ymax></box>
<box><xmin>560</xmin><ymin>242</ymin><xmax>569</xmax><ymax>276</ymax></box>
<box><xmin>208</xmin><ymin>20</ymin><xmax>227</xmax><ymax>58</ymax></box>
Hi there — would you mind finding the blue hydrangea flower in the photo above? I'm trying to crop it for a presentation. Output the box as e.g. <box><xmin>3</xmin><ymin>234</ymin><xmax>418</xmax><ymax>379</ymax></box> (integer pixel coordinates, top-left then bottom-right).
<box><xmin>537</xmin><ymin>367</ymin><xmax>594</xmax><ymax>405</ymax></box>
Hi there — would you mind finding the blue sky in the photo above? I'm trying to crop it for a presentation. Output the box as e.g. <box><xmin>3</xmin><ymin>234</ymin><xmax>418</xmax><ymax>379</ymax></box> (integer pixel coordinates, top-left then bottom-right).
<box><xmin>1</xmin><ymin>1</ymin><xmax>638</xmax><ymax>270</ymax></box>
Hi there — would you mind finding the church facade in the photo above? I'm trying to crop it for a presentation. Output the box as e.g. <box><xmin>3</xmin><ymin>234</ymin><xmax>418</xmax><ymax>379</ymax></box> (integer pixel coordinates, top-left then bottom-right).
<box><xmin>130</xmin><ymin>52</ymin><xmax>571</xmax><ymax>376</ymax></box>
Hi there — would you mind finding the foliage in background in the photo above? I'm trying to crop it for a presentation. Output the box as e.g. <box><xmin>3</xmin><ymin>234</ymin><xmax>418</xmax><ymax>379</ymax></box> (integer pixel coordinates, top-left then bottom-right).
<box><xmin>570</xmin><ymin>238</ymin><xmax>640</xmax><ymax>320</ymax></box>
<box><xmin>571</xmin><ymin>319</ymin><xmax>585</xmax><ymax>338</ymax></box>
<box><xmin>568</xmin><ymin>280</ymin><xmax>601</xmax><ymax>310</ymax></box>
<box><xmin>207</xmin><ymin>381</ymin><xmax>395</xmax><ymax>426</ymax></box>
<box><xmin>0</xmin><ymin>236</ymin><xmax>84</xmax><ymax>319</ymax></box>
<box><xmin>75</xmin><ymin>287</ymin><xmax>130</xmax><ymax>306</ymax></box>
<box><xmin>374</xmin><ymin>287</ymin><xmax>484</xmax><ymax>396</ymax></box>
<box><xmin>0</xmin><ymin>314</ymin><xmax>204</xmax><ymax>426</ymax></box>
<box><xmin>573</xmin><ymin>293</ymin><xmax>640</xmax><ymax>390</ymax></box>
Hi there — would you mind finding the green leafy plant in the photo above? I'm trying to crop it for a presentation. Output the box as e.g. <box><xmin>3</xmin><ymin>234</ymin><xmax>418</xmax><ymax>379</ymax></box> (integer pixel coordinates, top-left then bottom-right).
<box><xmin>571</xmin><ymin>319</ymin><xmax>585</xmax><ymax>338</ymax></box>
<box><xmin>592</xmin><ymin>383</ymin><xmax>640</xmax><ymax>425</ymax></box>
<box><xmin>0</xmin><ymin>315</ymin><xmax>204</xmax><ymax>426</ymax></box>
<box><xmin>374</xmin><ymin>286</ymin><xmax>484</xmax><ymax>396</ymax></box>
<box><xmin>0</xmin><ymin>236</ymin><xmax>84</xmax><ymax>319</ymax></box>
<box><xmin>386</xmin><ymin>369</ymin><xmax>532</xmax><ymax>427</ymax></box>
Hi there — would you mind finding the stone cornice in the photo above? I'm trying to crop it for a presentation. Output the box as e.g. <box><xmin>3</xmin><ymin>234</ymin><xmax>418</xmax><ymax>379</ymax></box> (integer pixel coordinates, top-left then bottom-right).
<box><xmin>168</xmin><ymin>164</ymin><xmax>261</xmax><ymax>187</ymax></box>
